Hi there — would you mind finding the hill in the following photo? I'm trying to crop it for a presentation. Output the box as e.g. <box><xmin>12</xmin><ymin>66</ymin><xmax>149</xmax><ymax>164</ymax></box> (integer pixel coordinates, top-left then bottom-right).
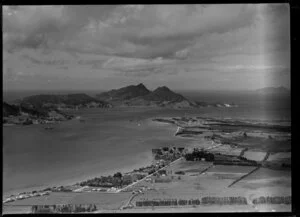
<box><xmin>19</xmin><ymin>93</ymin><xmax>111</xmax><ymax>109</ymax></box>
<box><xmin>3</xmin><ymin>101</ymin><xmax>51</xmax><ymax>117</ymax></box>
<box><xmin>255</xmin><ymin>86</ymin><xmax>290</xmax><ymax>95</ymax></box>
<box><xmin>96</xmin><ymin>83</ymin><xmax>151</xmax><ymax>101</ymax></box>
<box><xmin>3</xmin><ymin>101</ymin><xmax>74</xmax><ymax>125</ymax></box>
<box><xmin>96</xmin><ymin>84</ymin><xmax>196</xmax><ymax>108</ymax></box>
<box><xmin>95</xmin><ymin>84</ymin><xmax>240</xmax><ymax>108</ymax></box>
<box><xmin>3</xmin><ymin>102</ymin><xmax>20</xmax><ymax>117</ymax></box>
<box><xmin>142</xmin><ymin>86</ymin><xmax>186</xmax><ymax>102</ymax></box>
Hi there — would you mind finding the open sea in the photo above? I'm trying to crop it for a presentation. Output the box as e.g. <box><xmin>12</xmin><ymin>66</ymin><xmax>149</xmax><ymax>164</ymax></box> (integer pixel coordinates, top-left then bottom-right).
<box><xmin>2</xmin><ymin>90</ymin><xmax>291</xmax><ymax>197</ymax></box>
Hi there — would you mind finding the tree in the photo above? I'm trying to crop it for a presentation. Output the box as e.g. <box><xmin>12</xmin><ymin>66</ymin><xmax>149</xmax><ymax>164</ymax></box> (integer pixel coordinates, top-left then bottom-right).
<box><xmin>113</xmin><ymin>172</ymin><xmax>122</xmax><ymax>179</ymax></box>
<box><xmin>31</xmin><ymin>205</ymin><xmax>38</xmax><ymax>213</ymax></box>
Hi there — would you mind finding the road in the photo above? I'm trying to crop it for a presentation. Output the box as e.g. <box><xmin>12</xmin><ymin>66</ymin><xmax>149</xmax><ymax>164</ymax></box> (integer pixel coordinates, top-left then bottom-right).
<box><xmin>73</xmin><ymin>186</ymin><xmax>89</xmax><ymax>192</ymax></box>
<box><xmin>117</xmin><ymin>140</ymin><xmax>224</xmax><ymax>193</ymax></box>
<box><xmin>206</xmin><ymin>142</ymin><xmax>224</xmax><ymax>150</ymax></box>
<box><xmin>116</xmin><ymin>157</ymin><xmax>183</xmax><ymax>193</ymax></box>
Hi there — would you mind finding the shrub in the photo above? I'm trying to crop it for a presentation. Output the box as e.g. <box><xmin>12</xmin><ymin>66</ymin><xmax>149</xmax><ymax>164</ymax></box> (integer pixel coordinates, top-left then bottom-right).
<box><xmin>175</xmin><ymin>171</ymin><xmax>185</xmax><ymax>175</ymax></box>
<box><xmin>202</xmin><ymin>196</ymin><xmax>247</xmax><ymax>205</ymax></box>
<box><xmin>252</xmin><ymin>196</ymin><xmax>291</xmax><ymax>205</ymax></box>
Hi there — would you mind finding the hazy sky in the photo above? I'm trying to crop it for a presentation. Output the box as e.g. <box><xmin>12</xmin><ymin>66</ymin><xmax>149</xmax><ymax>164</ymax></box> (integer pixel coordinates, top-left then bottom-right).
<box><xmin>3</xmin><ymin>4</ymin><xmax>290</xmax><ymax>91</ymax></box>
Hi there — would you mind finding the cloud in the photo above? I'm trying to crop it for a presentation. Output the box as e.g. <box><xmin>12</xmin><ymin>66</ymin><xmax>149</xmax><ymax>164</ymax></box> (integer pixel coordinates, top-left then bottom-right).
<box><xmin>3</xmin><ymin>5</ymin><xmax>264</xmax><ymax>59</ymax></box>
<box><xmin>3</xmin><ymin>67</ymin><xmax>36</xmax><ymax>81</ymax></box>
<box><xmin>113</xmin><ymin>65</ymin><xmax>179</xmax><ymax>78</ymax></box>
<box><xmin>3</xmin><ymin>5</ymin><xmax>118</xmax><ymax>52</ymax></box>
<box><xmin>58</xmin><ymin>65</ymin><xmax>69</xmax><ymax>70</ymax></box>
<box><xmin>114</xmin><ymin>67</ymin><xmax>162</xmax><ymax>77</ymax></box>
<box><xmin>22</xmin><ymin>54</ymin><xmax>69</xmax><ymax>65</ymax></box>
<box><xmin>102</xmin><ymin>56</ymin><xmax>180</xmax><ymax>77</ymax></box>
<box><xmin>102</xmin><ymin>56</ymin><xmax>176</xmax><ymax>76</ymax></box>
<box><xmin>3</xmin><ymin>4</ymin><xmax>290</xmax><ymax>90</ymax></box>
<box><xmin>222</xmin><ymin>64</ymin><xmax>288</xmax><ymax>72</ymax></box>
<box><xmin>175</xmin><ymin>48</ymin><xmax>189</xmax><ymax>59</ymax></box>
<box><xmin>77</xmin><ymin>59</ymin><xmax>108</xmax><ymax>67</ymax></box>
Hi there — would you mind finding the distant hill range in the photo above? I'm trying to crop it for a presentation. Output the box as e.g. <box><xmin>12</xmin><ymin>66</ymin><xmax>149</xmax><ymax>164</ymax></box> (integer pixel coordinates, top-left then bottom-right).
<box><xmin>18</xmin><ymin>93</ymin><xmax>111</xmax><ymax>110</ymax></box>
<box><xmin>3</xmin><ymin>102</ymin><xmax>23</xmax><ymax>117</ymax></box>
<box><xmin>96</xmin><ymin>83</ymin><xmax>237</xmax><ymax>108</ymax></box>
<box><xmin>3</xmin><ymin>85</ymin><xmax>240</xmax><ymax>122</ymax></box>
<box><xmin>96</xmin><ymin>83</ymin><xmax>195</xmax><ymax>108</ymax></box>
<box><xmin>3</xmin><ymin>101</ymin><xmax>60</xmax><ymax>117</ymax></box>
<box><xmin>3</xmin><ymin>101</ymin><xmax>73</xmax><ymax>125</ymax></box>
<box><xmin>3</xmin><ymin>94</ymin><xmax>111</xmax><ymax>125</ymax></box>
<box><xmin>96</xmin><ymin>83</ymin><xmax>151</xmax><ymax>101</ymax></box>
<box><xmin>255</xmin><ymin>86</ymin><xmax>290</xmax><ymax>96</ymax></box>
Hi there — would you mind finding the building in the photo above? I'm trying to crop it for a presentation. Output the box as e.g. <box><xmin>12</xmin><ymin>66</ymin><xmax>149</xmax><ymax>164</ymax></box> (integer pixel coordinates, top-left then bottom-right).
<box><xmin>177</xmin><ymin>147</ymin><xmax>185</xmax><ymax>153</ymax></box>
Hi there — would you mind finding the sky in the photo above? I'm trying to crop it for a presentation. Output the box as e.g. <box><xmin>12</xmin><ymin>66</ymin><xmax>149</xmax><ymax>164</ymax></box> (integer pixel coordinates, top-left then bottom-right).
<box><xmin>3</xmin><ymin>4</ymin><xmax>290</xmax><ymax>91</ymax></box>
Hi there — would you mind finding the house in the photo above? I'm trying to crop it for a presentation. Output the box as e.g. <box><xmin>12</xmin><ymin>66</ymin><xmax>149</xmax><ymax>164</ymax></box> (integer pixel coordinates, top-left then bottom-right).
<box><xmin>157</xmin><ymin>170</ymin><xmax>167</xmax><ymax>176</ymax></box>
<box><xmin>32</xmin><ymin>205</ymin><xmax>55</xmax><ymax>213</ymax></box>
<box><xmin>162</xmin><ymin>147</ymin><xmax>169</xmax><ymax>152</ymax></box>
<box><xmin>178</xmin><ymin>147</ymin><xmax>185</xmax><ymax>153</ymax></box>
<box><xmin>152</xmin><ymin>149</ymin><xmax>162</xmax><ymax>155</ymax></box>
<box><xmin>131</xmin><ymin>173</ymin><xmax>145</xmax><ymax>181</ymax></box>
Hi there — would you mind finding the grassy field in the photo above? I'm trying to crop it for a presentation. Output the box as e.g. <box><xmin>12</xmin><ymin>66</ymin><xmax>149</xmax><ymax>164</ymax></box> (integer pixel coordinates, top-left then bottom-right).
<box><xmin>206</xmin><ymin>165</ymin><xmax>255</xmax><ymax>173</ymax></box>
<box><xmin>267</xmin><ymin>152</ymin><xmax>291</xmax><ymax>161</ymax></box>
<box><xmin>167</xmin><ymin>160</ymin><xmax>213</xmax><ymax>175</ymax></box>
<box><xmin>209</xmin><ymin>145</ymin><xmax>243</xmax><ymax>156</ymax></box>
<box><xmin>5</xmin><ymin>192</ymin><xmax>132</xmax><ymax>210</ymax></box>
<box><xmin>129</xmin><ymin>158</ymin><xmax>291</xmax><ymax>212</ymax></box>
<box><xmin>243</xmin><ymin>167</ymin><xmax>291</xmax><ymax>180</ymax></box>
<box><xmin>2</xmin><ymin>205</ymin><xmax>32</xmax><ymax>214</ymax></box>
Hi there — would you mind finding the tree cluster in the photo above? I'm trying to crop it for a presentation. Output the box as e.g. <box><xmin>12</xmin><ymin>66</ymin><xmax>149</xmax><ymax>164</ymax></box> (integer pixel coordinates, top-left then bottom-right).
<box><xmin>184</xmin><ymin>149</ymin><xmax>214</xmax><ymax>161</ymax></box>
<box><xmin>79</xmin><ymin>172</ymin><xmax>133</xmax><ymax>188</ymax></box>
<box><xmin>31</xmin><ymin>204</ymin><xmax>97</xmax><ymax>213</ymax></box>
<box><xmin>135</xmin><ymin>196</ymin><xmax>248</xmax><ymax>207</ymax></box>
<box><xmin>201</xmin><ymin>196</ymin><xmax>247</xmax><ymax>205</ymax></box>
<box><xmin>175</xmin><ymin>171</ymin><xmax>185</xmax><ymax>175</ymax></box>
<box><xmin>252</xmin><ymin>196</ymin><xmax>291</xmax><ymax>205</ymax></box>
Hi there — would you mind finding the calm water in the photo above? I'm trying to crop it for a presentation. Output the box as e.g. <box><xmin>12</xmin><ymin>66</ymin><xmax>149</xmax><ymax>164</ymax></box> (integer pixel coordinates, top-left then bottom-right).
<box><xmin>3</xmin><ymin>91</ymin><xmax>290</xmax><ymax>197</ymax></box>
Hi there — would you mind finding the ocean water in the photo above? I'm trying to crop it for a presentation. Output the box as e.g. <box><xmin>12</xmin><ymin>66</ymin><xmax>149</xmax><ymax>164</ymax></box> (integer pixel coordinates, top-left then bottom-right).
<box><xmin>3</xmin><ymin>91</ymin><xmax>290</xmax><ymax>197</ymax></box>
<box><xmin>183</xmin><ymin>90</ymin><xmax>291</xmax><ymax>122</ymax></box>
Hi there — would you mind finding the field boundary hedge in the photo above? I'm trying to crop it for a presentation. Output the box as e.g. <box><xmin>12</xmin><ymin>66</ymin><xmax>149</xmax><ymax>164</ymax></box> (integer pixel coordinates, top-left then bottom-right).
<box><xmin>252</xmin><ymin>196</ymin><xmax>291</xmax><ymax>205</ymax></box>
<box><xmin>136</xmin><ymin>196</ymin><xmax>248</xmax><ymax>207</ymax></box>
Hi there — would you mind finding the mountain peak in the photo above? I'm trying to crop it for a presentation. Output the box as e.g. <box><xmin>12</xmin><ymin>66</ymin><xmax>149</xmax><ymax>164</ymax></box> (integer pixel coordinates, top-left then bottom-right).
<box><xmin>143</xmin><ymin>86</ymin><xmax>186</xmax><ymax>102</ymax></box>
<box><xmin>154</xmin><ymin>86</ymin><xmax>171</xmax><ymax>92</ymax></box>
<box><xmin>255</xmin><ymin>86</ymin><xmax>290</xmax><ymax>95</ymax></box>
<box><xmin>137</xmin><ymin>83</ymin><xmax>146</xmax><ymax>88</ymax></box>
<box><xmin>96</xmin><ymin>83</ymin><xmax>150</xmax><ymax>101</ymax></box>
<box><xmin>96</xmin><ymin>83</ymin><xmax>195</xmax><ymax>108</ymax></box>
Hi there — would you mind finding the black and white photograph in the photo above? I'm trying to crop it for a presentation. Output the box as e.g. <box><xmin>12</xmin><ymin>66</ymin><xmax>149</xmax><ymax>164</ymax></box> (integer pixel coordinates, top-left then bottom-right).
<box><xmin>2</xmin><ymin>4</ymin><xmax>291</xmax><ymax>213</ymax></box>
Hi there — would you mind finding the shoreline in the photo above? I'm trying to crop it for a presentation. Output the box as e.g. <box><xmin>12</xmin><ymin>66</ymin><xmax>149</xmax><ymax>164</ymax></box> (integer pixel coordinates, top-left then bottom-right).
<box><xmin>3</xmin><ymin>113</ymin><xmax>291</xmax><ymax>204</ymax></box>
<box><xmin>3</xmin><ymin>150</ymin><xmax>154</xmax><ymax>199</ymax></box>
